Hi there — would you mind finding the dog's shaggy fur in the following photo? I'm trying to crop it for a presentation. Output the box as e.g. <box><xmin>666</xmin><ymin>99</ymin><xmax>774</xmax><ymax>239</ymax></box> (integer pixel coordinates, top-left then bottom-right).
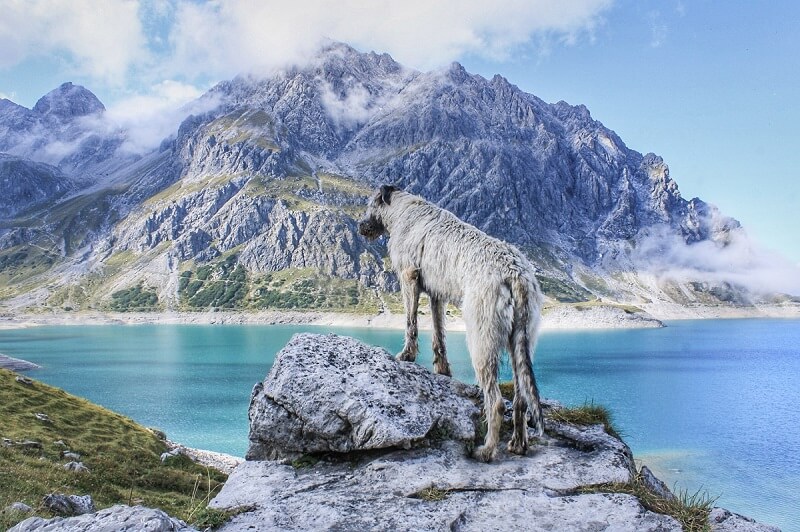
<box><xmin>359</xmin><ymin>185</ymin><xmax>544</xmax><ymax>462</ymax></box>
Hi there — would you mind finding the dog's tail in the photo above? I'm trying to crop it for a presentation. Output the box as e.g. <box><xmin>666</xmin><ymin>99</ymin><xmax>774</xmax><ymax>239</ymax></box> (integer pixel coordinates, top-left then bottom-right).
<box><xmin>509</xmin><ymin>272</ymin><xmax>545</xmax><ymax>436</ymax></box>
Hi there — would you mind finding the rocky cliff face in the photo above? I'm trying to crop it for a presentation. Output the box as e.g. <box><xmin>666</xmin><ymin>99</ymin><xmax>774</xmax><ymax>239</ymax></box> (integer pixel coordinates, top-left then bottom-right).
<box><xmin>0</xmin><ymin>43</ymin><xmax>778</xmax><ymax>312</ymax></box>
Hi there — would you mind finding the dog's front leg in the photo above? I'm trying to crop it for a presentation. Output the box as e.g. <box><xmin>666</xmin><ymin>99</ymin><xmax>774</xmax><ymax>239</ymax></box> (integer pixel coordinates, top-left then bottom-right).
<box><xmin>430</xmin><ymin>297</ymin><xmax>451</xmax><ymax>376</ymax></box>
<box><xmin>397</xmin><ymin>268</ymin><xmax>421</xmax><ymax>362</ymax></box>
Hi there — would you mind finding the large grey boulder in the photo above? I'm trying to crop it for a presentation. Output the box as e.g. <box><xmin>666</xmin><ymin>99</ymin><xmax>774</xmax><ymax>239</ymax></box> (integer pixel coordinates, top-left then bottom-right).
<box><xmin>246</xmin><ymin>333</ymin><xmax>481</xmax><ymax>460</ymax></box>
<box><xmin>9</xmin><ymin>504</ymin><xmax>197</xmax><ymax>532</ymax></box>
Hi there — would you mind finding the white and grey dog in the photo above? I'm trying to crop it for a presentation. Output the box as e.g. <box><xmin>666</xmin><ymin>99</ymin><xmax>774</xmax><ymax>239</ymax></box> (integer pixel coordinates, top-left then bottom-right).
<box><xmin>358</xmin><ymin>185</ymin><xmax>544</xmax><ymax>462</ymax></box>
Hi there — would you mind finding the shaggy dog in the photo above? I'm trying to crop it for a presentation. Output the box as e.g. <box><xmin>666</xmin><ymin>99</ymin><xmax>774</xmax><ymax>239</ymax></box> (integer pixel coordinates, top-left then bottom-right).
<box><xmin>358</xmin><ymin>185</ymin><xmax>544</xmax><ymax>462</ymax></box>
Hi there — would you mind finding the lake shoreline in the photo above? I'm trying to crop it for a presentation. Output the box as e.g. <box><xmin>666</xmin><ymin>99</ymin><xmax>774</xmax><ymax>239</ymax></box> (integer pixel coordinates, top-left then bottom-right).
<box><xmin>2</xmin><ymin>301</ymin><xmax>798</xmax><ymax>332</ymax></box>
<box><xmin>0</xmin><ymin>305</ymin><xmax>665</xmax><ymax>331</ymax></box>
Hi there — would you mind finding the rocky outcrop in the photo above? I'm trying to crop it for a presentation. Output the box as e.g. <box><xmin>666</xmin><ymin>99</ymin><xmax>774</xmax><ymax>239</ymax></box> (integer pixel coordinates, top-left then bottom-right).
<box><xmin>217</xmin><ymin>333</ymin><xmax>655</xmax><ymax>530</ymax></box>
<box><xmin>213</xmin><ymin>333</ymin><xmax>780</xmax><ymax>531</ymax></box>
<box><xmin>9</xmin><ymin>504</ymin><xmax>197</xmax><ymax>532</ymax></box>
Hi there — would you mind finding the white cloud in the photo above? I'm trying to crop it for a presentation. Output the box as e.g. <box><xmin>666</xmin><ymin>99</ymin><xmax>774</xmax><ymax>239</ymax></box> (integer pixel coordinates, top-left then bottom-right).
<box><xmin>104</xmin><ymin>80</ymin><xmax>219</xmax><ymax>153</ymax></box>
<box><xmin>0</xmin><ymin>90</ymin><xmax>17</xmax><ymax>100</ymax></box>
<box><xmin>648</xmin><ymin>11</ymin><xmax>668</xmax><ymax>48</ymax></box>
<box><xmin>165</xmin><ymin>0</ymin><xmax>613</xmax><ymax>82</ymax></box>
<box><xmin>0</xmin><ymin>0</ymin><xmax>147</xmax><ymax>84</ymax></box>
<box><xmin>633</xmin><ymin>225</ymin><xmax>800</xmax><ymax>297</ymax></box>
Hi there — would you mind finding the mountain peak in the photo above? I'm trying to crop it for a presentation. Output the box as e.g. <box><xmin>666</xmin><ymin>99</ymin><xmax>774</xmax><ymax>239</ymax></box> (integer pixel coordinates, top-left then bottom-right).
<box><xmin>33</xmin><ymin>82</ymin><xmax>105</xmax><ymax>120</ymax></box>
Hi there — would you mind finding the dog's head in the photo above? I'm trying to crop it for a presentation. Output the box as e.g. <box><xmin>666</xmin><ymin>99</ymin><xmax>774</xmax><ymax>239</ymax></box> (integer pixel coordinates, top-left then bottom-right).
<box><xmin>358</xmin><ymin>184</ymin><xmax>399</xmax><ymax>240</ymax></box>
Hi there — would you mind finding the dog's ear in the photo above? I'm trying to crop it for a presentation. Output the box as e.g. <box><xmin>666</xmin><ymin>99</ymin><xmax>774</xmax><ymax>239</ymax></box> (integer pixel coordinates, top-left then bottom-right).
<box><xmin>380</xmin><ymin>184</ymin><xmax>399</xmax><ymax>205</ymax></box>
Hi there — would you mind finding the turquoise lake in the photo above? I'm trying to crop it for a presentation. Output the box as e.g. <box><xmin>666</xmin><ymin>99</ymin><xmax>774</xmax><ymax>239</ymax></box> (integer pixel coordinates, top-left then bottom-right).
<box><xmin>0</xmin><ymin>319</ymin><xmax>798</xmax><ymax>530</ymax></box>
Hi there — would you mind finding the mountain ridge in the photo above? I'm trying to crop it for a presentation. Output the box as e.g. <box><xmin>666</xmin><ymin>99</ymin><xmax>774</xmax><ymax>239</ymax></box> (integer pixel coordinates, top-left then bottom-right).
<box><xmin>0</xmin><ymin>42</ymin><xmax>796</xmax><ymax>315</ymax></box>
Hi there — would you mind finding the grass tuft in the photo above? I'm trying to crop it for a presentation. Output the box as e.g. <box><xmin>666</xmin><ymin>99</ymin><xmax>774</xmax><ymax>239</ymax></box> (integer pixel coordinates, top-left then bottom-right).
<box><xmin>549</xmin><ymin>401</ymin><xmax>621</xmax><ymax>440</ymax></box>
<box><xmin>413</xmin><ymin>486</ymin><xmax>449</xmax><ymax>502</ymax></box>
<box><xmin>574</xmin><ymin>473</ymin><xmax>716</xmax><ymax>532</ymax></box>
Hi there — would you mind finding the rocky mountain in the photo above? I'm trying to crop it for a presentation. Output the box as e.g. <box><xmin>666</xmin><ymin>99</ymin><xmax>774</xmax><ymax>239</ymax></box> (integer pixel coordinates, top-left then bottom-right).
<box><xmin>0</xmin><ymin>43</ymin><xmax>790</xmax><ymax>314</ymax></box>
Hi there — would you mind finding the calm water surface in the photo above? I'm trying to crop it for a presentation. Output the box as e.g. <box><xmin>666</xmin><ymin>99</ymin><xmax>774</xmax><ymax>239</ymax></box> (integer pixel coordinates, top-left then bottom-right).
<box><xmin>0</xmin><ymin>319</ymin><xmax>798</xmax><ymax>531</ymax></box>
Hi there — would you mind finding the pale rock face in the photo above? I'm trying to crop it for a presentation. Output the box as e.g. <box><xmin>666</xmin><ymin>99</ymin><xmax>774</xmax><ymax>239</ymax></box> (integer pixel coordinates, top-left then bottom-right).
<box><xmin>8</xmin><ymin>504</ymin><xmax>198</xmax><ymax>532</ymax></box>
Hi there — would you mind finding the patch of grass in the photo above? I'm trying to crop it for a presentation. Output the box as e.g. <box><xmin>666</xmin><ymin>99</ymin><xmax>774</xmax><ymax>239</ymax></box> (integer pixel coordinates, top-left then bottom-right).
<box><xmin>412</xmin><ymin>486</ymin><xmax>449</xmax><ymax>502</ymax></box>
<box><xmin>192</xmin><ymin>504</ymin><xmax>254</xmax><ymax>529</ymax></box>
<box><xmin>290</xmin><ymin>455</ymin><xmax>319</xmax><ymax>469</ymax></box>
<box><xmin>574</xmin><ymin>474</ymin><xmax>716</xmax><ymax>532</ymax></box>
<box><xmin>0</xmin><ymin>369</ymin><xmax>228</xmax><ymax>530</ymax></box>
<box><xmin>550</xmin><ymin>402</ymin><xmax>621</xmax><ymax>440</ymax></box>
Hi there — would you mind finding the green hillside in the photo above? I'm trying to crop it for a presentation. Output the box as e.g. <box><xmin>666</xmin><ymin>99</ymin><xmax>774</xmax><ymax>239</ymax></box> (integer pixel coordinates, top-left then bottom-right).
<box><xmin>0</xmin><ymin>368</ymin><xmax>228</xmax><ymax>530</ymax></box>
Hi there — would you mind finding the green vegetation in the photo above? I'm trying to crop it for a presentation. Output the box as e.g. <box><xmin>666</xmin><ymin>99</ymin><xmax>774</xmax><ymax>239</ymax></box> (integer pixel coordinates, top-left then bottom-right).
<box><xmin>248</xmin><ymin>269</ymin><xmax>381</xmax><ymax>314</ymax></box>
<box><xmin>109</xmin><ymin>283</ymin><xmax>159</xmax><ymax>312</ymax></box>
<box><xmin>573</xmin><ymin>475</ymin><xmax>716</xmax><ymax>532</ymax></box>
<box><xmin>0</xmin><ymin>369</ymin><xmax>228</xmax><ymax>530</ymax></box>
<box><xmin>536</xmin><ymin>274</ymin><xmax>592</xmax><ymax>303</ymax></box>
<box><xmin>179</xmin><ymin>255</ymin><xmax>248</xmax><ymax>309</ymax></box>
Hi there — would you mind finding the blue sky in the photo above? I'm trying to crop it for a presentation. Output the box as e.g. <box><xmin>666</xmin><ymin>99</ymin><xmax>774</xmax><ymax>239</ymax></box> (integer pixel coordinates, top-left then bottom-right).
<box><xmin>1</xmin><ymin>0</ymin><xmax>798</xmax><ymax>262</ymax></box>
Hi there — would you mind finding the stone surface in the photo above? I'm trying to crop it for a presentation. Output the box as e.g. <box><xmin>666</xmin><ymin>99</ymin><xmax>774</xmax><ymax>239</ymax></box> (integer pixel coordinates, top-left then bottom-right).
<box><xmin>0</xmin><ymin>354</ymin><xmax>41</xmax><ymax>372</ymax></box>
<box><xmin>63</xmin><ymin>461</ymin><xmax>90</xmax><ymax>473</ymax></box>
<box><xmin>708</xmin><ymin>508</ymin><xmax>781</xmax><ymax>532</ymax></box>
<box><xmin>246</xmin><ymin>333</ymin><xmax>481</xmax><ymax>460</ymax></box>
<box><xmin>639</xmin><ymin>465</ymin><xmax>676</xmax><ymax>501</ymax></box>
<box><xmin>9</xmin><ymin>504</ymin><xmax>198</xmax><ymax>532</ymax></box>
<box><xmin>41</xmin><ymin>494</ymin><xmax>95</xmax><ymax>517</ymax></box>
<box><xmin>6</xmin><ymin>502</ymin><xmax>32</xmax><ymax>513</ymax></box>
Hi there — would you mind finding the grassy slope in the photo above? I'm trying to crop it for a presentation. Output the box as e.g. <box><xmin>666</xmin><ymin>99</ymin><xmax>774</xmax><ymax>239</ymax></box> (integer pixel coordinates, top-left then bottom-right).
<box><xmin>0</xmin><ymin>368</ymin><xmax>228</xmax><ymax>530</ymax></box>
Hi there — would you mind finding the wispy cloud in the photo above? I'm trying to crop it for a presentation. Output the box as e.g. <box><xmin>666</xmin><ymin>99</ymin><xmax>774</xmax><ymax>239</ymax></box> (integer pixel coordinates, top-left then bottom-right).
<box><xmin>164</xmin><ymin>0</ymin><xmax>613</xmax><ymax>81</ymax></box>
<box><xmin>1</xmin><ymin>0</ymin><xmax>614</xmax><ymax>90</ymax></box>
<box><xmin>104</xmin><ymin>80</ymin><xmax>218</xmax><ymax>153</ymax></box>
<box><xmin>0</xmin><ymin>0</ymin><xmax>147</xmax><ymax>84</ymax></box>
<box><xmin>647</xmin><ymin>10</ymin><xmax>668</xmax><ymax>48</ymax></box>
<box><xmin>632</xmin><ymin>224</ymin><xmax>800</xmax><ymax>296</ymax></box>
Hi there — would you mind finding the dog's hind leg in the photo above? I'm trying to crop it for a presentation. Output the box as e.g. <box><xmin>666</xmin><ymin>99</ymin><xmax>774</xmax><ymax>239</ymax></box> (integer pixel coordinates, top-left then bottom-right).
<box><xmin>397</xmin><ymin>268</ymin><xmax>421</xmax><ymax>362</ymax></box>
<box><xmin>430</xmin><ymin>296</ymin><xmax>451</xmax><ymax>376</ymax></box>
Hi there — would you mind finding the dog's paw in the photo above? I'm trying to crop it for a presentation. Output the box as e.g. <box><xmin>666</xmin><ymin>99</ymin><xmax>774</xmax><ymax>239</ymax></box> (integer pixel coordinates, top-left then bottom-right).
<box><xmin>433</xmin><ymin>361</ymin><xmax>452</xmax><ymax>377</ymax></box>
<box><xmin>507</xmin><ymin>437</ymin><xmax>528</xmax><ymax>456</ymax></box>
<box><xmin>471</xmin><ymin>444</ymin><xmax>497</xmax><ymax>463</ymax></box>
<box><xmin>396</xmin><ymin>350</ymin><xmax>416</xmax><ymax>362</ymax></box>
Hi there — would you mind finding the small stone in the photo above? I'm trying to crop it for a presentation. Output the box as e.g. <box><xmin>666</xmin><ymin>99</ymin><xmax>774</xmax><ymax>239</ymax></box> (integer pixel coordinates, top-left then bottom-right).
<box><xmin>15</xmin><ymin>376</ymin><xmax>34</xmax><ymax>386</ymax></box>
<box><xmin>8</xmin><ymin>504</ymin><xmax>198</xmax><ymax>532</ymax></box>
<box><xmin>34</xmin><ymin>413</ymin><xmax>51</xmax><ymax>423</ymax></box>
<box><xmin>53</xmin><ymin>440</ymin><xmax>67</xmax><ymax>447</ymax></box>
<box><xmin>160</xmin><ymin>449</ymin><xmax>182</xmax><ymax>463</ymax></box>
<box><xmin>2</xmin><ymin>438</ymin><xmax>13</xmax><ymax>447</ymax></box>
<box><xmin>61</xmin><ymin>451</ymin><xmax>81</xmax><ymax>460</ymax></box>
<box><xmin>42</xmin><ymin>494</ymin><xmax>95</xmax><ymax>516</ymax></box>
<box><xmin>63</xmin><ymin>461</ymin><xmax>90</xmax><ymax>473</ymax></box>
<box><xmin>639</xmin><ymin>465</ymin><xmax>676</xmax><ymax>501</ymax></box>
<box><xmin>6</xmin><ymin>502</ymin><xmax>32</xmax><ymax>513</ymax></box>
